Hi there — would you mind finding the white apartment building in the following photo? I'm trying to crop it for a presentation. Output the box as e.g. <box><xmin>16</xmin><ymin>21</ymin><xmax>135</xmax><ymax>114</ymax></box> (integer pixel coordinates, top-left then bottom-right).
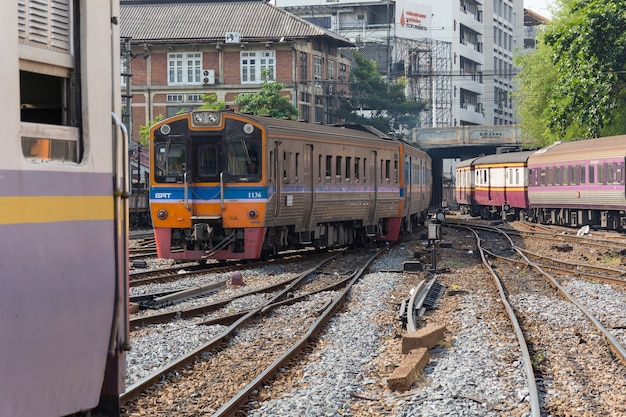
<box><xmin>276</xmin><ymin>0</ymin><xmax>524</xmax><ymax>127</ymax></box>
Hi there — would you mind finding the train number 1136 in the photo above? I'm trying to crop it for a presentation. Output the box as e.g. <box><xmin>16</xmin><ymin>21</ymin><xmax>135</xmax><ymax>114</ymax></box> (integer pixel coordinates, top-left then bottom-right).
<box><xmin>248</xmin><ymin>192</ymin><xmax>263</xmax><ymax>198</ymax></box>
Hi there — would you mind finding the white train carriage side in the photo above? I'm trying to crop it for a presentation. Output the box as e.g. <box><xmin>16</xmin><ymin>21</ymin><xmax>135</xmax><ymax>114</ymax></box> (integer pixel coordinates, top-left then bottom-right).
<box><xmin>1</xmin><ymin>1</ymin><xmax>128</xmax><ymax>417</ymax></box>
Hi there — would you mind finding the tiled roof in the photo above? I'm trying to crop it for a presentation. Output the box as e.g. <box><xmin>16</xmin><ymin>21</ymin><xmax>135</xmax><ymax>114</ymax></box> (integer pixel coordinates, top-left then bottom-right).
<box><xmin>120</xmin><ymin>1</ymin><xmax>354</xmax><ymax>46</ymax></box>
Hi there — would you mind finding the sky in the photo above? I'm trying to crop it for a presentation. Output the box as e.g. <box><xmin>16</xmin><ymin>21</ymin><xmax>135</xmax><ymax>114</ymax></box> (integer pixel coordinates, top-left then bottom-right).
<box><xmin>524</xmin><ymin>0</ymin><xmax>555</xmax><ymax>19</ymax></box>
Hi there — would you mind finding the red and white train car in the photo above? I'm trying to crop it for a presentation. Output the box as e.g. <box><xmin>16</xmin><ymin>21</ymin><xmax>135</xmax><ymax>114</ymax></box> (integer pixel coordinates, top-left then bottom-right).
<box><xmin>457</xmin><ymin>151</ymin><xmax>534</xmax><ymax>220</ymax></box>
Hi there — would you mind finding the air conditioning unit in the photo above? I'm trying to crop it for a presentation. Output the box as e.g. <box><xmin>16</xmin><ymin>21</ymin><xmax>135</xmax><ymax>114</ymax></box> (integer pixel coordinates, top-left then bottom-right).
<box><xmin>202</xmin><ymin>69</ymin><xmax>215</xmax><ymax>85</ymax></box>
<box><xmin>225</xmin><ymin>32</ymin><xmax>240</xmax><ymax>43</ymax></box>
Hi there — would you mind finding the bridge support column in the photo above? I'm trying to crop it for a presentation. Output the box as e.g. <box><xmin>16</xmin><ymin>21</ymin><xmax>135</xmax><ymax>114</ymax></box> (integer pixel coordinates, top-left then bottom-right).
<box><xmin>431</xmin><ymin>156</ymin><xmax>443</xmax><ymax>208</ymax></box>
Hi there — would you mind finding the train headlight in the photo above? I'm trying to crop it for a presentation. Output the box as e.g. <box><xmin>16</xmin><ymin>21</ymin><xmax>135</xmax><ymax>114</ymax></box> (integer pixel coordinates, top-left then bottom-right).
<box><xmin>248</xmin><ymin>210</ymin><xmax>258</xmax><ymax>219</ymax></box>
<box><xmin>192</xmin><ymin>111</ymin><xmax>220</xmax><ymax>126</ymax></box>
<box><xmin>157</xmin><ymin>209</ymin><xmax>168</xmax><ymax>220</ymax></box>
<box><xmin>160</xmin><ymin>124</ymin><xmax>171</xmax><ymax>135</ymax></box>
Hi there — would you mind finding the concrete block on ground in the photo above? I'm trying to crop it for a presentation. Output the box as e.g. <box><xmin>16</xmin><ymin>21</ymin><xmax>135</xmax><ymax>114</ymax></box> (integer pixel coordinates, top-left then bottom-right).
<box><xmin>387</xmin><ymin>348</ymin><xmax>429</xmax><ymax>391</ymax></box>
<box><xmin>402</xmin><ymin>324</ymin><xmax>446</xmax><ymax>354</ymax></box>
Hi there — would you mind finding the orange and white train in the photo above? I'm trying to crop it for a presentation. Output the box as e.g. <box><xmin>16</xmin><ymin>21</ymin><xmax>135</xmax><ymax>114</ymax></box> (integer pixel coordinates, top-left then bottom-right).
<box><xmin>149</xmin><ymin>110</ymin><xmax>432</xmax><ymax>261</ymax></box>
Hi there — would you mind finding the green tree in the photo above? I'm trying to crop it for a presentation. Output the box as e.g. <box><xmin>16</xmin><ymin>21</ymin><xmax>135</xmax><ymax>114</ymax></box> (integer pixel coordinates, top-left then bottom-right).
<box><xmin>515</xmin><ymin>0</ymin><xmax>626</xmax><ymax>145</ymax></box>
<box><xmin>198</xmin><ymin>93</ymin><xmax>227</xmax><ymax>110</ymax></box>
<box><xmin>337</xmin><ymin>51</ymin><xmax>425</xmax><ymax>136</ymax></box>
<box><xmin>234</xmin><ymin>70</ymin><xmax>298</xmax><ymax>119</ymax></box>
<box><xmin>138</xmin><ymin>114</ymin><xmax>164</xmax><ymax>147</ymax></box>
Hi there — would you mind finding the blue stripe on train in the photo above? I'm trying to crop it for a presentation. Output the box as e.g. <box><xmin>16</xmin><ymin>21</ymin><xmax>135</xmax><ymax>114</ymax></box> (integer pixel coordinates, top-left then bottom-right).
<box><xmin>151</xmin><ymin>184</ymin><xmax>405</xmax><ymax>201</ymax></box>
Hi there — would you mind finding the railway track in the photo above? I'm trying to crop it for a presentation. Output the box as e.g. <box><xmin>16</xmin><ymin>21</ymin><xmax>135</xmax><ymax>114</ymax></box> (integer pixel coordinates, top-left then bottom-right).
<box><xmin>121</xmin><ymin>246</ymin><xmax>391</xmax><ymax>415</ymax></box>
<box><xmin>458</xmin><ymin>222</ymin><xmax>626</xmax><ymax>416</ymax></box>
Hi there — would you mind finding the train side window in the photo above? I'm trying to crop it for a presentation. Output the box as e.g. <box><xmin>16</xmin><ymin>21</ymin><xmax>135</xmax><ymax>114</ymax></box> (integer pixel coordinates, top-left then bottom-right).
<box><xmin>283</xmin><ymin>151</ymin><xmax>289</xmax><ymax>183</ymax></box>
<box><xmin>515</xmin><ymin>168</ymin><xmax>520</xmax><ymax>185</ymax></box>
<box><xmin>363</xmin><ymin>158</ymin><xmax>367</xmax><ymax>184</ymax></box>
<box><xmin>336</xmin><ymin>156</ymin><xmax>342</xmax><ymax>182</ymax></box>
<box><xmin>579</xmin><ymin>166</ymin><xmax>585</xmax><ymax>185</ymax></box>
<box><xmin>589</xmin><ymin>165</ymin><xmax>595</xmax><ymax>184</ymax></box>
<box><xmin>345</xmin><ymin>157</ymin><xmax>351</xmax><ymax>182</ymax></box>
<box><xmin>318</xmin><ymin>154</ymin><xmax>322</xmax><ymax>183</ymax></box>
<box><xmin>19</xmin><ymin>0</ymin><xmax>79</xmax><ymax>162</ymax></box>
<box><xmin>325</xmin><ymin>155</ymin><xmax>332</xmax><ymax>182</ymax></box>
<box><xmin>354</xmin><ymin>158</ymin><xmax>360</xmax><ymax>182</ymax></box>
<box><xmin>618</xmin><ymin>162</ymin><xmax>625</xmax><ymax>185</ymax></box>
<box><xmin>270</xmin><ymin>151</ymin><xmax>275</xmax><ymax>182</ymax></box>
<box><xmin>20</xmin><ymin>70</ymin><xmax>79</xmax><ymax>162</ymax></box>
<box><xmin>295</xmin><ymin>152</ymin><xmax>300</xmax><ymax>183</ymax></box>
<box><xmin>394</xmin><ymin>160</ymin><xmax>398</xmax><ymax>183</ymax></box>
<box><xmin>598</xmin><ymin>164</ymin><xmax>605</xmax><ymax>185</ymax></box>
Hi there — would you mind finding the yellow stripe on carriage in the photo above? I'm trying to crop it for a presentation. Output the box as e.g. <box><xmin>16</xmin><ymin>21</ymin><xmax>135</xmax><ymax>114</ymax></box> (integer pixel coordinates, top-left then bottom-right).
<box><xmin>0</xmin><ymin>196</ymin><xmax>114</xmax><ymax>224</ymax></box>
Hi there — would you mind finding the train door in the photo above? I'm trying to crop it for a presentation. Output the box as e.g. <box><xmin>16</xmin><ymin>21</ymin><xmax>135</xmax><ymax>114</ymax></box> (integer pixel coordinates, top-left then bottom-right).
<box><xmin>301</xmin><ymin>144</ymin><xmax>314</xmax><ymax>231</ymax></box>
<box><xmin>273</xmin><ymin>140</ymin><xmax>281</xmax><ymax>217</ymax></box>
<box><xmin>191</xmin><ymin>135</ymin><xmax>222</xmax><ymax>215</ymax></box>
<box><xmin>488</xmin><ymin>167</ymin><xmax>492</xmax><ymax>201</ymax></box>
<box><xmin>367</xmin><ymin>150</ymin><xmax>378</xmax><ymax>229</ymax></box>
<box><xmin>405</xmin><ymin>156</ymin><xmax>413</xmax><ymax>217</ymax></box>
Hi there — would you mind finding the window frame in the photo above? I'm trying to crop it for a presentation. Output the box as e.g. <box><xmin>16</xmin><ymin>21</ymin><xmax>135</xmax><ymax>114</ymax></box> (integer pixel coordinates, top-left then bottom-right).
<box><xmin>168</xmin><ymin>52</ymin><xmax>202</xmax><ymax>85</ymax></box>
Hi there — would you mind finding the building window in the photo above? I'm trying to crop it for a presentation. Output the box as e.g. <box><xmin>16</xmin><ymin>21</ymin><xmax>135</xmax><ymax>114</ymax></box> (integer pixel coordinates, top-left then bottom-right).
<box><xmin>241</xmin><ymin>50</ymin><xmax>276</xmax><ymax>84</ymax></box>
<box><xmin>187</xmin><ymin>94</ymin><xmax>203</xmax><ymax>103</ymax></box>
<box><xmin>166</xmin><ymin>94</ymin><xmax>184</xmax><ymax>103</ymax></box>
<box><xmin>300</xmin><ymin>52</ymin><xmax>308</xmax><ymax>83</ymax></box>
<box><xmin>314</xmin><ymin>56</ymin><xmax>323</xmax><ymax>87</ymax></box>
<box><xmin>168</xmin><ymin>53</ymin><xmax>202</xmax><ymax>85</ymax></box>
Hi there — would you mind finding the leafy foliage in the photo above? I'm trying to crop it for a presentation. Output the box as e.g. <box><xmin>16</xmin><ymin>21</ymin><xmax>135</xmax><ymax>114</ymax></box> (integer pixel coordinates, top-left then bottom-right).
<box><xmin>515</xmin><ymin>0</ymin><xmax>626</xmax><ymax>145</ymax></box>
<box><xmin>198</xmin><ymin>93</ymin><xmax>227</xmax><ymax>110</ymax></box>
<box><xmin>234</xmin><ymin>71</ymin><xmax>298</xmax><ymax>119</ymax></box>
<box><xmin>336</xmin><ymin>51</ymin><xmax>425</xmax><ymax>136</ymax></box>
<box><xmin>138</xmin><ymin>114</ymin><xmax>164</xmax><ymax>147</ymax></box>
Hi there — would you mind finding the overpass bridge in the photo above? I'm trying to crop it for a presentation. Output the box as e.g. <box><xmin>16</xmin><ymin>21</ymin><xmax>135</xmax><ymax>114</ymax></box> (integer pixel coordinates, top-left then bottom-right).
<box><xmin>407</xmin><ymin>125</ymin><xmax>523</xmax><ymax>207</ymax></box>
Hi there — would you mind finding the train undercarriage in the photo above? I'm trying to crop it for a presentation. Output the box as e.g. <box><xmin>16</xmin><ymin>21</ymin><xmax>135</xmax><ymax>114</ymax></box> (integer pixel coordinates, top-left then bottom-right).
<box><xmin>524</xmin><ymin>207</ymin><xmax>626</xmax><ymax>230</ymax></box>
<box><xmin>163</xmin><ymin>214</ymin><xmax>423</xmax><ymax>261</ymax></box>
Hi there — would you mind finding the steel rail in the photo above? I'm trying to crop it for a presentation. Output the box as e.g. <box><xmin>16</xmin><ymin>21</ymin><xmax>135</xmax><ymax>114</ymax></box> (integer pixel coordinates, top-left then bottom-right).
<box><xmin>456</xmin><ymin>225</ymin><xmax>542</xmax><ymax>417</ymax></box>
<box><xmin>120</xmin><ymin>253</ymin><xmax>341</xmax><ymax>404</ymax></box>
<box><xmin>210</xmin><ymin>245</ymin><xmax>391</xmax><ymax>417</ymax></box>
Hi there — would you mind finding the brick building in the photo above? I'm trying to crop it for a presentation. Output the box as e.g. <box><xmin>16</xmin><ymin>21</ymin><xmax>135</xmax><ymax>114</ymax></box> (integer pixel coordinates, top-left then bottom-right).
<box><xmin>120</xmin><ymin>0</ymin><xmax>355</xmax><ymax>141</ymax></box>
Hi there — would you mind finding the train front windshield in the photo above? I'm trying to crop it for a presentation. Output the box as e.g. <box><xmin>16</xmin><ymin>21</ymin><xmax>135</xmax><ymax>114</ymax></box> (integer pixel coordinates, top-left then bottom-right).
<box><xmin>153</xmin><ymin>116</ymin><xmax>262</xmax><ymax>184</ymax></box>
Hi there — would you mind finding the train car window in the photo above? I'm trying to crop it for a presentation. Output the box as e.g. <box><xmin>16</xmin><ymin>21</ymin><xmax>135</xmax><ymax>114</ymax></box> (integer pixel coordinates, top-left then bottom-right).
<box><xmin>608</xmin><ymin>163</ymin><xmax>616</xmax><ymax>184</ymax></box>
<box><xmin>394</xmin><ymin>160</ymin><xmax>398</xmax><ymax>183</ymax></box>
<box><xmin>363</xmin><ymin>158</ymin><xmax>367</xmax><ymax>183</ymax></box>
<box><xmin>270</xmin><ymin>150</ymin><xmax>275</xmax><ymax>182</ymax></box>
<box><xmin>579</xmin><ymin>166</ymin><xmax>585</xmax><ymax>185</ymax></box>
<box><xmin>618</xmin><ymin>162</ymin><xmax>625</xmax><ymax>185</ymax></box>
<box><xmin>325</xmin><ymin>155</ymin><xmax>332</xmax><ymax>181</ymax></box>
<box><xmin>336</xmin><ymin>156</ymin><xmax>342</xmax><ymax>182</ymax></box>
<box><xmin>598</xmin><ymin>164</ymin><xmax>605</xmax><ymax>185</ymax></box>
<box><xmin>318</xmin><ymin>155</ymin><xmax>323</xmax><ymax>183</ymax></box>
<box><xmin>385</xmin><ymin>159</ymin><xmax>391</xmax><ymax>184</ymax></box>
<box><xmin>283</xmin><ymin>151</ymin><xmax>290</xmax><ymax>183</ymax></box>
<box><xmin>345</xmin><ymin>157</ymin><xmax>351</xmax><ymax>182</ymax></box>
<box><xmin>295</xmin><ymin>152</ymin><xmax>300</xmax><ymax>183</ymax></box>
<box><xmin>354</xmin><ymin>158</ymin><xmax>360</xmax><ymax>182</ymax></box>
<box><xmin>589</xmin><ymin>165</ymin><xmax>595</xmax><ymax>184</ymax></box>
<box><xmin>515</xmin><ymin>168</ymin><xmax>520</xmax><ymax>185</ymax></box>
<box><xmin>155</xmin><ymin>143</ymin><xmax>186</xmax><ymax>182</ymax></box>
<box><xmin>196</xmin><ymin>144</ymin><xmax>218</xmax><ymax>180</ymax></box>
<box><xmin>227</xmin><ymin>140</ymin><xmax>260</xmax><ymax>179</ymax></box>
<box><xmin>19</xmin><ymin>0</ymin><xmax>79</xmax><ymax>162</ymax></box>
